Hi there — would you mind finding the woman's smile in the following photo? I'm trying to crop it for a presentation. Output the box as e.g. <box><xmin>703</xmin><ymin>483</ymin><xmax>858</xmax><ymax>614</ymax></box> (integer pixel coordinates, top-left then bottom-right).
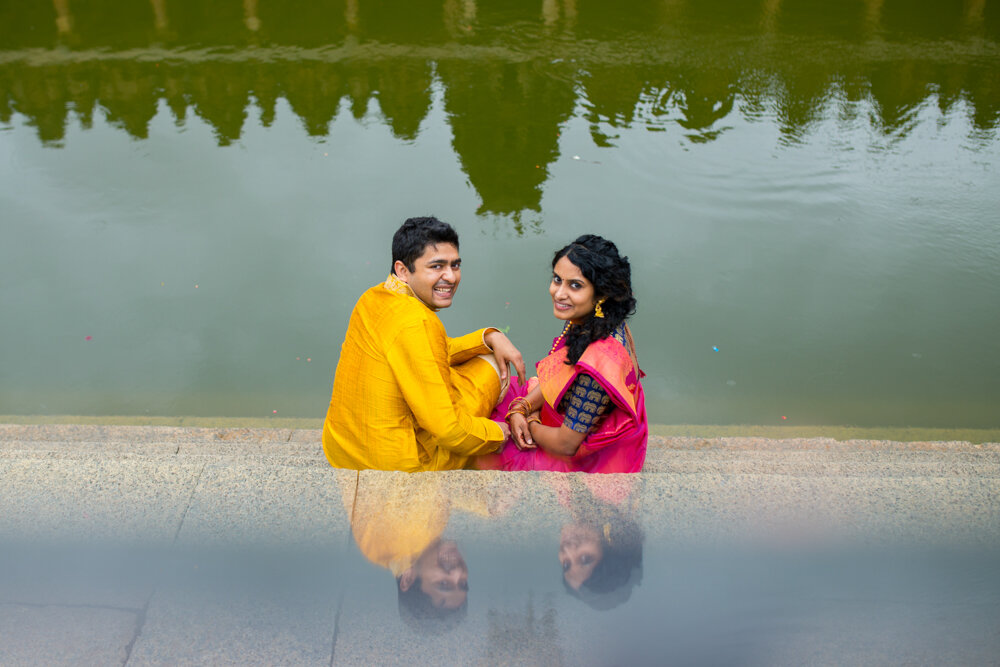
<box><xmin>550</xmin><ymin>256</ymin><xmax>597</xmax><ymax>324</ymax></box>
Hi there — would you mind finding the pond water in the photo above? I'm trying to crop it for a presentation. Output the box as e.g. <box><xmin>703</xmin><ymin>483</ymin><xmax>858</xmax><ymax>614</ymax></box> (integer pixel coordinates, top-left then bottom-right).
<box><xmin>2</xmin><ymin>0</ymin><xmax>999</xmax><ymax>427</ymax></box>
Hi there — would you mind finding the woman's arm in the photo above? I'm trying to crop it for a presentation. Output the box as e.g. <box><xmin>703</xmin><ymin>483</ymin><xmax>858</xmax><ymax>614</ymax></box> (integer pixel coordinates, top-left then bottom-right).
<box><xmin>527</xmin><ymin>420</ymin><xmax>587</xmax><ymax>457</ymax></box>
<box><xmin>524</xmin><ymin>372</ymin><xmax>614</xmax><ymax>457</ymax></box>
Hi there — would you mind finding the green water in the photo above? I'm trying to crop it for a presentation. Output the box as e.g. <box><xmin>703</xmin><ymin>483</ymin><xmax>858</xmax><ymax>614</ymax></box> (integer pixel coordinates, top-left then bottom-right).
<box><xmin>1</xmin><ymin>0</ymin><xmax>999</xmax><ymax>427</ymax></box>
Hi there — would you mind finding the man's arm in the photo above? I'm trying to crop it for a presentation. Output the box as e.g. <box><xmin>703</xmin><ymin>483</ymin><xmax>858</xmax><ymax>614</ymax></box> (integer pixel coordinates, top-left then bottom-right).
<box><xmin>447</xmin><ymin>328</ymin><xmax>527</xmax><ymax>386</ymax></box>
<box><xmin>387</xmin><ymin>321</ymin><xmax>506</xmax><ymax>456</ymax></box>
<box><xmin>446</xmin><ymin>328</ymin><xmax>495</xmax><ymax>365</ymax></box>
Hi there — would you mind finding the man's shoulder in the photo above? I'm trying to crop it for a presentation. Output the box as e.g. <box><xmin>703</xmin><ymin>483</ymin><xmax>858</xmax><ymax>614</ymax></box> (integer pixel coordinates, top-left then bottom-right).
<box><xmin>353</xmin><ymin>281</ymin><xmax>437</xmax><ymax>329</ymax></box>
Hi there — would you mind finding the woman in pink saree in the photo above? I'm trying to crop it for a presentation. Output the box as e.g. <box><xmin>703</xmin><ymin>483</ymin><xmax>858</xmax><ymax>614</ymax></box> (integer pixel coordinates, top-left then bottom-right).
<box><xmin>480</xmin><ymin>235</ymin><xmax>647</xmax><ymax>473</ymax></box>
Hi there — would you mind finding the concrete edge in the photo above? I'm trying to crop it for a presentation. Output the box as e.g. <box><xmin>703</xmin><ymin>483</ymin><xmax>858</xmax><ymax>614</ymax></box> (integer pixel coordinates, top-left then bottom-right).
<box><xmin>1</xmin><ymin>424</ymin><xmax>998</xmax><ymax>455</ymax></box>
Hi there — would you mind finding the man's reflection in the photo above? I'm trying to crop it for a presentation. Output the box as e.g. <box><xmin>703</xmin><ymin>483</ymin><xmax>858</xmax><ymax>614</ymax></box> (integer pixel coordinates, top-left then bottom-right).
<box><xmin>397</xmin><ymin>537</ymin><xmax>469</xmax><ymax>621</ymax></box>
<box><xmin>347</xmin><ymin>473</ymin><xmax>516</xmax><ymax>632</ymax></box>
<box><xmin>554</xmin><ymin>476</ymin><xmax>644</xmax><ymax>610</ymax></box>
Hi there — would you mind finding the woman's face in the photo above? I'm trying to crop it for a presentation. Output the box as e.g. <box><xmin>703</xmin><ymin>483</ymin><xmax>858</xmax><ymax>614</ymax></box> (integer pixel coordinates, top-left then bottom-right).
<box><xmin>559</xmin><ymin>524</ymin><xmax>604</xmax><ymax>590</ymax></box>
<box><xmin>550</xmin><ymin>256</ymin><xmax>597</xmax><ymax>324</ymax></box>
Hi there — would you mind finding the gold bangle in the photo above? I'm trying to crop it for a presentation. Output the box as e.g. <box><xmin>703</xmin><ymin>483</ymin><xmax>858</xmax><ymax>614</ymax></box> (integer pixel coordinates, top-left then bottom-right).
<box><xmin>504</xmin><ymin>407</ymin><xmax>527</xmax><ymax>420</ymax></box>
<box><xmin>527</xmin><ymin>416</ymin><xmax>541</xmax><ymax>425</ymax></box>
<box><xmin>509</xmin><ymin>397</ymin><xmax>531</xmax><ymax>413</ymax></box>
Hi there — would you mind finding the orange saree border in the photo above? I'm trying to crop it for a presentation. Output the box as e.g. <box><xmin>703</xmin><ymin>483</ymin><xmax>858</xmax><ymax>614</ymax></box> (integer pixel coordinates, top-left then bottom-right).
<box><xmin>536</xmin><ymin>337</ymin><xmax>638</xmax><ymax>419</ymax></box>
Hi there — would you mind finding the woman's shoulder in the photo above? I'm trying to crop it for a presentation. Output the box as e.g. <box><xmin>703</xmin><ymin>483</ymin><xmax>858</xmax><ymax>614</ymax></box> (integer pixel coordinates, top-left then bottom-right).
<box><xmin>586</xmin><ymin>322</ymin><xmax>628</xmax><ymax>352</ymax></box>
<box><xmin>609</xmin><ymin>322</ymin><xmax>628</xmax><ymax>347</ymax></box>
<box><xmin>580</xmin><ymin>323</ymin><xmax>632</xmax><ymax>366</ymax></box>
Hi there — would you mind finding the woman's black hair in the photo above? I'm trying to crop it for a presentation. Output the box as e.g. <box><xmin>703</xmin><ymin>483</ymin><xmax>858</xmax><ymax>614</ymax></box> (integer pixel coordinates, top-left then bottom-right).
<box><xmin>562</xmin><ymin>483</ymin><xmax>645</xmax><ymax>612</ymax></box>
<box><xmin>552</xmin><ymin>234</ymin><xmax>637</xmax><ymax>365</ymax></box>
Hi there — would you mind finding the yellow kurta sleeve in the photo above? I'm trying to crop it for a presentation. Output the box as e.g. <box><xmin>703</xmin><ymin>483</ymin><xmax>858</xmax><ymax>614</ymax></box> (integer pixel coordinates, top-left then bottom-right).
<box><xmin>447</xmin><ymin>327</ymin><xmax>497</xmax><ymax>366</ymax></box>
<box><xmin>385</xmin><ymin>320</ymin><xmax>504</xmax><ymax>462</ymax></box>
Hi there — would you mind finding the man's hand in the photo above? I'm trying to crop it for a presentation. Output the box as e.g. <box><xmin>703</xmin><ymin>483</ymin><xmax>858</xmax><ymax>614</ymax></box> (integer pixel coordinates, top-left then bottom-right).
<box><xmin>485</xmin><ymin>330</ymin><xmax>527</xmax><ymax>385</ymax></box>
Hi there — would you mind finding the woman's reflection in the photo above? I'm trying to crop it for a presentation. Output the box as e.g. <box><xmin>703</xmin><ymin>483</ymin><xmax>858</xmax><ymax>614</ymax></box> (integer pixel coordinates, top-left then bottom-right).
<box><xmin>554</xmin><ymin>476</ymin><xmax>644</xmax><ymax>610</ymax></box>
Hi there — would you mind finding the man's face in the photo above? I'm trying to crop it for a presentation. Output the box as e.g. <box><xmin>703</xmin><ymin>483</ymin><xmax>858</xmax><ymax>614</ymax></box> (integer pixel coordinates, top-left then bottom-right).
<box><xmin>415</xmin><ymin>540</ymin><xmax>468</xmax><ymax>609</ymax></box>
<box><xmin>395</xmin><ymin>243</ymin><xmax>461</xmax><ymax>310</ymax></box>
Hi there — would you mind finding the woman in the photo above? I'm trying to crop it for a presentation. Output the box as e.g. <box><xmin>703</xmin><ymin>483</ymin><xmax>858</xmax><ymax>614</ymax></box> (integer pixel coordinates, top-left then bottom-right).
<box><xmin>481</xmin><ymin>234</ymin><xmax>647</xmax><ymax>473</ymax></box>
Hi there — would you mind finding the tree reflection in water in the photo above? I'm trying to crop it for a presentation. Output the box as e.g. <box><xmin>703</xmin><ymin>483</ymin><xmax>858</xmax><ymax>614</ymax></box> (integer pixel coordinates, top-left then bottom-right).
<box><xmin>1</xmin><ymin>0</ymin><xmax>997</xmax><ymax>216</ymax></box>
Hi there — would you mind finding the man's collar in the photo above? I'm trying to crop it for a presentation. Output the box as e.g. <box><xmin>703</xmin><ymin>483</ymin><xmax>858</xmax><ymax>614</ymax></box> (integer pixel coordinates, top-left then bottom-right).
<box><xmin>384</xmin><ymin>273</ymin><xmax>414</xmax><ymax>297</ymax></box>
<box><xmin>384</xmin><ymin>274</ymin><xmax>444</xmax><ymax>311</ymax></box>
<box><xmin>383</xmin><ymin>273</ymin><xmax>442</xmax><ymax>311</ymax></box>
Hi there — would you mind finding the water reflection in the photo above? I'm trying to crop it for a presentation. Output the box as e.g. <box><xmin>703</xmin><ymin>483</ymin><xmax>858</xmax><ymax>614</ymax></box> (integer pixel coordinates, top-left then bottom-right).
<box><xmin>5</xmin><ymin>462</ymin><xmax>1000</xmax><ymax>662</ymax></box>
<box><xmin>345</xmin><ymin>473</ymin><xmax>516</xmax><ymax>632</ymax></box>
<box><xmin>346</xmin><ymin>470</ymin><xmax>647</xmax><ymax>638</ymax></box>
<box><xmin>553</xmin><ymin>475</ymin><xmax>644</xmax><ymax>610</ymax></box>
<box><xmin>3</xmin><ymin>0</ymin><xmax>1000</xmax><ymax>427</ymax></box>
<box><xmin>1</xmin><ymin>0</ymin><xmax>997</xmax><ymax>216</ymax></box>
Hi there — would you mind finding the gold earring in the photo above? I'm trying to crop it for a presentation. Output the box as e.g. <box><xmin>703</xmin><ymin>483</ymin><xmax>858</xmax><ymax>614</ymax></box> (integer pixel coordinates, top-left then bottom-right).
<box><xmin>594</xmin><ymin>298</ymin><xmax>606</xmax><ymax>318</ymax></box>
<box><xmin>603</xmin><ymin>523</ymin><xmax>612</xmax><ymax>544</ymax></box>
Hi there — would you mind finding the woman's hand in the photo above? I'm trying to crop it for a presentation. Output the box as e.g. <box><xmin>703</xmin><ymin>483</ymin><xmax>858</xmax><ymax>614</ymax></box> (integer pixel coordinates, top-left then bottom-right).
<box><xmin>508</xmin><ymin>413</ymin><xmax>536</xmax><ymax>451</ymax></box>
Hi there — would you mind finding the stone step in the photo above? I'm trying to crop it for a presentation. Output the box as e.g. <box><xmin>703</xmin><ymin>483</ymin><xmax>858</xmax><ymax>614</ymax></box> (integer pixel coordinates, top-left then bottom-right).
<box><xmin>2</xmin><ymin>425</ymin><xmax>998</xmax><ymax>477</ymax></box>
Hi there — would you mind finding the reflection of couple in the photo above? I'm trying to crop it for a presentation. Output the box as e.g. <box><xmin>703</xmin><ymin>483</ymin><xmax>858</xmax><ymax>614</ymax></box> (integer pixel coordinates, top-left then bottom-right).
<box><xmin>321</xmin><ymin>216</ymin><xmax>647</xmax><ymax>473</ymax></box>
<box><xmin>347</xmin><ymin>474</ymin><xmax>643</xmax><ymax>632</ymax></box>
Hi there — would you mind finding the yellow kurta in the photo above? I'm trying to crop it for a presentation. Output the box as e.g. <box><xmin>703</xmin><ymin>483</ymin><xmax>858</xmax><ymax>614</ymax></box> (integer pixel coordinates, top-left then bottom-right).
<box><xmin>343</xmin><ymin>473</ymin><xmax>501</xmax><ymax>576</ymax></box>
<box><xmin>322</xmin><ymin>275</ymin><xmax>505</xmax><ymax>471</ymax></box>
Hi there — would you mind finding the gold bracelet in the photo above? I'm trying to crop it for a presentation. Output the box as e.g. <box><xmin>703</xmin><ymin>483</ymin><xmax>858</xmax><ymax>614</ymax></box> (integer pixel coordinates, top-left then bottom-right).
<box><xmin>509</xmin><ymin>397</ymin><xmax>531</xmax><ymax>413</ymax></box>
<box><xmin>527</xmin><ymin>416</ymin><xmax>541</xmax><ymax>425</ymax></box>
<box><xmin>504</xmin><ymin>407</ymin><xmax>527</xmax><ymax>422</ymax></box>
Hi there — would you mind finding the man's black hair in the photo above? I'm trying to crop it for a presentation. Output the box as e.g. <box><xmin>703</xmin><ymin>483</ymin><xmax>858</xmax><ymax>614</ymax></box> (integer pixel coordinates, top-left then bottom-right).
<box><xmin>391</xmin><ymin>216</ymin><xmax>460</xmax><ymax>275</ymax></box>
<box><xmin>396</xmin><ymin>575</ymin><xmax>468</xmax><ymax>635</ymax></box>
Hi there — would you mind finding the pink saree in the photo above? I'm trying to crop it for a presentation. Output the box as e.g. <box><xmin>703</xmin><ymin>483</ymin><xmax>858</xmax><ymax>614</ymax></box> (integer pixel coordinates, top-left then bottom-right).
<box><xmin>485</xmin><ymin>331</ymin><xmax>648</xmax><ymax>473</ymax></box>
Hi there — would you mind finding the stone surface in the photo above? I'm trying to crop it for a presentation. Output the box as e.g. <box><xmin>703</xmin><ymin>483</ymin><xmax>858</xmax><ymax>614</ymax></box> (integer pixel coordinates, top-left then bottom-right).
<box><xmin>176</xmin><ymin>464</ymin><xmax>356</xmax><ymax>548</ymax></box>
<box><xmin>0</xmin><ymin>458</ymin><xmax>203</xmax><ymax>546</ymax></box>
<box><xmin>2</xmin><ymin>424</ymin><xmax>999</xmax><ymax>664</ymax></box>
<box><xmin>129</xmin><ymin>584</ymin><xmax>339</xmax><ymax>666</ymax></box>
<box><xmin>0</xmin><ymin>603</ymin><xmax>138</xmax><ymax>666</ymax></box>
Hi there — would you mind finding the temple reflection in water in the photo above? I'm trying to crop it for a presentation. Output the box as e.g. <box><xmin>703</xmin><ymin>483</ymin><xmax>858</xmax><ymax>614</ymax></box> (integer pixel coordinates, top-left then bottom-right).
<box><xmin>1</xmin><ymin>0</ymin><xmax>997</xmax><ymax>217</ymax></box>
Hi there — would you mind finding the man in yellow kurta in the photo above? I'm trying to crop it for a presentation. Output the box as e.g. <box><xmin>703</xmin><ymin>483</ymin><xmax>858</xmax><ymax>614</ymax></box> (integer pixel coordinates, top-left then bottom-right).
<box><xmin>322</xmin><ymin>217</ymin><xmax>525</xmax><ymax>471</ymax></box>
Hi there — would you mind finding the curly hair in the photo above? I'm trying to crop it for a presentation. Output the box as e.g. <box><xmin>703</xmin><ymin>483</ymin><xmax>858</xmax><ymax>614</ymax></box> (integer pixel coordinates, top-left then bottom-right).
<box><xmin>552</xmin><ymin>234</ymin><xmax>637</xmax><ymax>365</ymax></box>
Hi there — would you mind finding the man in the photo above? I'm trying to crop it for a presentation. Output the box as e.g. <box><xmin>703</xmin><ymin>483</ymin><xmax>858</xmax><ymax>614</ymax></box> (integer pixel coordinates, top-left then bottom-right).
<box><xmin>322</xmin><ymin>216</ymin><xmax>525</xmax><ymax>471</ymax></box>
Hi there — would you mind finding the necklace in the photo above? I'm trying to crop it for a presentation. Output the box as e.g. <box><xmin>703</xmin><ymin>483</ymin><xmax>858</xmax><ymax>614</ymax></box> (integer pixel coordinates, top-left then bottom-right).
<box><xmin>550</xmin><ymin>322</ymin><xmax>572</xmax><ymax>354</ymax></box>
